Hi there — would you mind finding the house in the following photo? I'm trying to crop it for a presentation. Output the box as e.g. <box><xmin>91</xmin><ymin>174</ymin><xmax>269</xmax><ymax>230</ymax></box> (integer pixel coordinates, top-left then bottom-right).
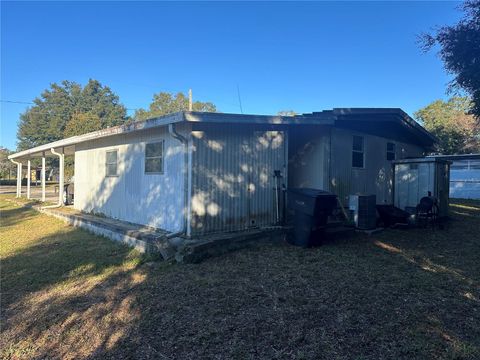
<box><xmin>9</xmin><ymin>108</ymin><xmax>436</xmax><ymax>237</ymax></box>
<box><xmin>427</xmin><ymin>154</ymin><xmax>480</xmax><ymax>200</ymax></box>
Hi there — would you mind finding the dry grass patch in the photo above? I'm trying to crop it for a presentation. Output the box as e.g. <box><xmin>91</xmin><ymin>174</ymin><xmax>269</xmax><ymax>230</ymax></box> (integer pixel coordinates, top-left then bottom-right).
<box><xmin>1</xmin><ymin>196</ymin><xmax>479</xmax><ymax>359</ymax></box>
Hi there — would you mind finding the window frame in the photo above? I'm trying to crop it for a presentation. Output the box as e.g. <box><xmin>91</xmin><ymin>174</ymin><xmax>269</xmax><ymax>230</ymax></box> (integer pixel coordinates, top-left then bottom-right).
<box><xmin>386</xmin><ymin>142</ymin><xmax>396</xmax><ymax>161</ymax></box>
<box><xmin>352</xmin><ymin>135</ymin><xmax>365</xmax><ymax>169</ymax></box>
<box><xmin>105</xmin><ymin>149</ymin><xmax>118</xmax><ymax>177</ymax></box>
<box><xmin>144</xmin><ymin>140</ymin><xmax>165</xmax><ymax>175</ymax></box>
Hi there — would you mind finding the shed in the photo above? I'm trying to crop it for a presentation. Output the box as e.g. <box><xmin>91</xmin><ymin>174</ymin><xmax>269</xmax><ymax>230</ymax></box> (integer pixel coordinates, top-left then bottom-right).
<box><xmin>393</xmin><ymin>158</ymin><xmax>451</xmax><ymax>217</ymax></box>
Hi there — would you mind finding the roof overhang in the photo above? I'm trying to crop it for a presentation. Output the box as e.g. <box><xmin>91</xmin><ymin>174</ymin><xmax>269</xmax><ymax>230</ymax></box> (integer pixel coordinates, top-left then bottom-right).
<box><xmin>301</xmin><ymin>108</ymin><xmax>437</xmax><ymax>150</ymax></box>
<box><xmin>8</xmin><ymin>111</ymin><xmax>336</xmax><ymax>160</ymax></box>
<box><xmin>426</xmin><ymin>153</ymin><xmax>480</xmax><ymax>161</ymax></box>
<box><xmin>8</xmin><ymin>108</ymin><xmax>434</xmax><ymax>160</ymax></box>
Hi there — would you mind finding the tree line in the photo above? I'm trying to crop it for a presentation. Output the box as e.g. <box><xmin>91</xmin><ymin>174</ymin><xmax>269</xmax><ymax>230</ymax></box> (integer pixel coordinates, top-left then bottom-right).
<box><xmin>5</xmin><ymin>0</ymin><xmax>480</xmax><ymax>163</ymax></box>
<box><xmin>16</xmin><ymin>79</ymin><xmax>216</xmax><ymax>152</ymax></box>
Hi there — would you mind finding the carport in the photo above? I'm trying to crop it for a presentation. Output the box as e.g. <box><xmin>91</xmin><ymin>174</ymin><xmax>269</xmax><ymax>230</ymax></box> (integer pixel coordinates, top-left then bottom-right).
<box><xmin>9</xmin><ymin>144</ymin><xmax>75</xmax><ymax>205</ymax></box>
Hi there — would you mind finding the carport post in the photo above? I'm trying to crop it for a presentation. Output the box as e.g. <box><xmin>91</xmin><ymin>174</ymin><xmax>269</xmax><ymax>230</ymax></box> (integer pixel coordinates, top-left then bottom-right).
<box><xmin>41</xmin><ymin>153</ymin><xmax>46</xmax><ymax>202</ymax></box>
<box><xmin>27</xmin><ymin>160</ymin><xmax>31</xmax><ymax>199</ymax></box>
<box><xmin>18</xmin><ymin>162</ymin><xmax>22</xmax><ymax>197</ymax></box>
<box><xmin>11</xmin><ymin>160</ymin><xmax>22</xmax><ymax>198</ymax></box>
<box><xmin>50</xmin><ymin>147</ymin><xmax>64</xmax><ymax>206</ymax></box>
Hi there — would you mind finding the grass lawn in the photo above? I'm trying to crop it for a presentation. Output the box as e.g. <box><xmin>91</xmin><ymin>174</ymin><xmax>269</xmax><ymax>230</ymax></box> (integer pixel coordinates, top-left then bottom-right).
<box><xmin>1</xmin><ymin>196</ymin><xmax>479</xmax><ymax>359</ymax></box>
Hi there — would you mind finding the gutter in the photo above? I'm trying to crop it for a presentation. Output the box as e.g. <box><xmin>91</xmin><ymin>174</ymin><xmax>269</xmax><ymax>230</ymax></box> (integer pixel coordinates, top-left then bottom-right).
<box><xmin>42</xmin><ymin>147</ymin><xmax>64</xmax><ymax>209</ymax></box>
<box><xmin>168</xmin><ymin>123</ymin><xmax>189</xmax><ymax>238</ymax></box>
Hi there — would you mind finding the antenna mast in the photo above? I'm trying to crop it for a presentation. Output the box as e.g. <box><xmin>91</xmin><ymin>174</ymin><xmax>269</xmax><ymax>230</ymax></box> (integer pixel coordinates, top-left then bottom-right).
<box><xmin>236</xmin><ymin>84</ymin><xmax>243</xmax><ymax>114</ymax></box>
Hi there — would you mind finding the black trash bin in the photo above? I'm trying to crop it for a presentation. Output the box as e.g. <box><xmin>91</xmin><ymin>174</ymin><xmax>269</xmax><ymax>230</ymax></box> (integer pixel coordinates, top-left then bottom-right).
<box><xmin>287</xmin><ymin>188</ymin><xmax>338</xmax><ymax>247</ymax></box>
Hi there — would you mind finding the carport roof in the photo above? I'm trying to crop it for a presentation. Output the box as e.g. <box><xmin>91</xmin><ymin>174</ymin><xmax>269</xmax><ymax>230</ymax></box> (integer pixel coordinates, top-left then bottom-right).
<box><xmin>8</xmin><ymin>108</ymin><xmax>435</xmax><ymax>160</ymax></box>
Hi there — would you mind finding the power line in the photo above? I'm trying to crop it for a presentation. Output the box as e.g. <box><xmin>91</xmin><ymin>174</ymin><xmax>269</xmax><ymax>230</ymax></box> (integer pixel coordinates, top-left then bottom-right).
<box><xmin>1</xmin><ymin>99</ymin><xmax>139</xmax><ymax>112</ymax></box>
<box><xmin>1</xmin><ymin>100</ymin><xmax>35</xmax><ymax>105</ymax></box>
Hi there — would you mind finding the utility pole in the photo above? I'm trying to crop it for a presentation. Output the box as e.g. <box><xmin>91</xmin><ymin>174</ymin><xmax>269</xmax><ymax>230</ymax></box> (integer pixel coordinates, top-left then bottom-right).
<box><xmin>188</xmin><ymin>89</ymin><xmax>193</xmax><ymax>111</ymax></box>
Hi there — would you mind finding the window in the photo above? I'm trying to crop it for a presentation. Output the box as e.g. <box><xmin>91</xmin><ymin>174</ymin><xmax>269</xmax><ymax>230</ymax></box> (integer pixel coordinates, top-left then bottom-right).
<box><xmin>145</xmin><ymin>141</ymin><xmax>164</xmax><ymax>174</ymax></box>
<box><xmin>352</xmin><ymin>136</ymin><xmax>364</xmax><ymax>168</ymax></box>
<box><xmin>105</xmin><ymin>150</ymin><xmax>118</xmax><ymax>177</ymax></box>
<box><xmin>387</xmin><ymin>142</ymin><xmax>396</xmax><ymax>161</ymax></box>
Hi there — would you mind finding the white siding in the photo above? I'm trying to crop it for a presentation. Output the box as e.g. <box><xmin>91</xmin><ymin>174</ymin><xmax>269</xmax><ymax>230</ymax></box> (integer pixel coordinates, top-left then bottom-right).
<box><xmin>450</xmin><ymin>160</ymin><xmax>480</xmax><ymax>199</ymax></box>
<box><xmin>74</xmin><ymin>126</ymin><xmax>186</xmax><ymax>232</ymax></box>
<box><xmin>394</xmin><ymin>160</ymin><xmax>450</xmax><ymax>216</ymax></box>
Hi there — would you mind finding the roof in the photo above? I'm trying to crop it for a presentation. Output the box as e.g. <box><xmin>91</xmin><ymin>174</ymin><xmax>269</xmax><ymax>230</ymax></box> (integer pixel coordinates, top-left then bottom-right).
<box><xmin>8</xmin><ymin>108</ymin><xmax>435</xmax><ymax>160</ymax></box>
<box><xmin>393</xmin><ymin>157</ymin><xmax>452</xmax><ymax>164</ymax></box>
<box><xmin>426</xmin><ymin>154</ymin><xmax>480</xmax><ymax>161</ymax></box>
<box><xmin>302</xmin><ymin>108</ymin><xmax>437</xmax><ymax>148</ymax></box>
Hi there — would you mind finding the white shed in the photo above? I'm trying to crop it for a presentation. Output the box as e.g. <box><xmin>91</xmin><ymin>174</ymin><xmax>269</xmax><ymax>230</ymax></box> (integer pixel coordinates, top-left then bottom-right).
<box><xmin>393</xmin><ymin>158</ymin><xmax>451</xmax><ymax>217</ymax></box>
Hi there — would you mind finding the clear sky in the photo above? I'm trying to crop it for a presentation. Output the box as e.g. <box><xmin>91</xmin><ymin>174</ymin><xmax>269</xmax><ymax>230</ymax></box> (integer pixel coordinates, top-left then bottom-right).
<box><xmin>1</xmin><ymin>1</ymin><xmax>462</xmax><ymax>150</ymax></box>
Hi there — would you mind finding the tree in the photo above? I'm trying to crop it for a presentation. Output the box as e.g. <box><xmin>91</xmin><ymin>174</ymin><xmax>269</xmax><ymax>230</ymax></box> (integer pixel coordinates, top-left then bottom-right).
<box><xmin>421</xmin><ymin>1</ymin><xmax>480</xmax><ymax>118</ymax></box>
<box><xmin>0</xmin><ymin>147</ymin><xmax>15</xmax><ymax>179</ymax></box>
<box><xmin>415</xmin><ymin>97</ymin><xmax>480</xmax><ymax>154</ymax></box>
<box><xmin>134</xmin><ymin>92</ymin><xmax>216</xmax><ymax>121</ymax></box>
<box><xmin>17</xmin><ymin>79</ymin><xmax>127</xmax><ymax>149</ymax></box>
<box><xmin>64</xmin><ymin>113</ymin><xmax>102</xmax><ymax>138</ymax></box>
<box><xmin>277</xmin><ymin>110</ymin><xmax>297</xmax><ymax>116</ymax></box>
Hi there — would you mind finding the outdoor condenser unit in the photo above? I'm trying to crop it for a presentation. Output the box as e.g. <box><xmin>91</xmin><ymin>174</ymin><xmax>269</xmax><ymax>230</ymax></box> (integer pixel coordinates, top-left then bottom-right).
<box><xmin>349</xmin><ymin>194</ymin><xmax>377</xmax><ymax>230</ymax></box>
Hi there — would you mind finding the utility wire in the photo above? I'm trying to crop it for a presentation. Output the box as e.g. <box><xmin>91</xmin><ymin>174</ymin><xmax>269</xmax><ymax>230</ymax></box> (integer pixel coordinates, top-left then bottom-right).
<box><xmin>1</xmin><ymin>99</ymin><xmax>139</xmax><ymax>112</ymax></box>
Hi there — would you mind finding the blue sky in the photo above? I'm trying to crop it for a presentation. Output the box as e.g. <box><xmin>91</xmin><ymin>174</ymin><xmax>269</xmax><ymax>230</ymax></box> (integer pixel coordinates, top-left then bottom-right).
<box><xmin>1</xmin><ymin>1</ymin><xmax>462</xmax><ymax>150</ymax></box>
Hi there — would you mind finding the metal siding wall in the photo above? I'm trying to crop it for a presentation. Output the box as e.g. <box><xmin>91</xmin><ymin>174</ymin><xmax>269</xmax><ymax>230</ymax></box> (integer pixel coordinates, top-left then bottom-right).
<box><xmin>288</xmin><ymin>126</ymin><xmax>330</xmax><ymax>190</ymax></box>
<box><xmin>329</xmin><ymin>128</ymin><xmax>425</xmax><ymax>205</ymax></box>
<box><xmin>190</xmin><ymin>124</ymin><xmax>286</xmax><ymax>235</ymax></box>
<box><xmin>73</xmin><ymin>126</ymin><xmax>186</xmax><ymax>232</ymax></box>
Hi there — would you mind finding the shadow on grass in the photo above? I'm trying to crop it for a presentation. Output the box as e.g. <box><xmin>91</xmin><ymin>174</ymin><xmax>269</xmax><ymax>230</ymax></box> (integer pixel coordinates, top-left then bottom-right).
<box><xmin>0</xmin><ymin>203</ymin><xmax>38</xmax><ymax>227</ymax></box>
<box><xmin>1</xmin><ymin>227</ymin><xmax>138</xmax><ymax>309</ymax></box>
<box><xmin>1</xmin><ymin>200</ymin><xmax>480</xmax><ymax>359</ymax></box>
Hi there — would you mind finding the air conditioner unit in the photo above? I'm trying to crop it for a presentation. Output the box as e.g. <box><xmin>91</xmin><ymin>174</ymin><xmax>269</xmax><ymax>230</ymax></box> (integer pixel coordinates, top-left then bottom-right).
<box><xmin>349</xmin><ymin>194</ymin><xmax>376</xmax><ymax>230</ymax></box>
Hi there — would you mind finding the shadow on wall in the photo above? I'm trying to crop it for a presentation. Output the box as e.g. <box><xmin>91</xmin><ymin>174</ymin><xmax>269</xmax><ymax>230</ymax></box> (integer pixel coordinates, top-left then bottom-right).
<box><xmin>78</xmin><ymin>126</ymin><xmax>286</xmax><ymax>235</ymax></box>
<box><xmin>79</xmin><ymin>130</ymin><xmax>185</xmax><ymax>233</ymax></box>
<box><xmin>189</xmin><ymin>127</ymin><xmax>286</xmax><ymax>234</ymax></box>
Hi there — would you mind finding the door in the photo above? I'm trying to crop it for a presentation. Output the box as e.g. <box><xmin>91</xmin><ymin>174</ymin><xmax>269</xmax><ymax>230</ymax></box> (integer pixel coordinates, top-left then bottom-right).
<box><xmin>248</xmin><ymin>131</ymin><xmax>287</xmax><ymax>227</ymax></box>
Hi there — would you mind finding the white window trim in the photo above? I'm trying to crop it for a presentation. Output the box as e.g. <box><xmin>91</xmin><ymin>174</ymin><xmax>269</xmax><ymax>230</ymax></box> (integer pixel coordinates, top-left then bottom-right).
<box><xmin>105</xmin><ymin>149</ymin><xmax>119</xmax><ymax>177</ymax></box>
<box><xmin>145</xmin><ymin>140</ymin><xmax>165</xmax><ymax>175</ymax></box>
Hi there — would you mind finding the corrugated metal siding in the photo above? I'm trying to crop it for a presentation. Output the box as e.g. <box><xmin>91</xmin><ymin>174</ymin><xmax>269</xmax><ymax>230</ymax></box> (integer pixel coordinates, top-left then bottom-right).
<box><xmin>190</xmin><ymin>124</ymin><xmax>287</xmax><ymax>235</ymax></box>
<box><xmin>288</xmin><ymin>125</ymin><xmax>330</xmax><ymax>190</ymax></box>
<box><xmin>296</xmin><ymin>128</ymin><xmax>423</xmax><ymax>204</ymax></box>
<box><xmin>74</xmin><ymin>125</ymin><xmax>187</xmax><ymax>232</ymax></box>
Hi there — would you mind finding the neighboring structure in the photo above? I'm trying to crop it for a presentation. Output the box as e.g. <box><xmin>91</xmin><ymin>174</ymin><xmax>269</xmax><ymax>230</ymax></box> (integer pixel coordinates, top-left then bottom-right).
<box><xmin>9</xmin><ymin>108</ymin><xmax>436</xmax><ymax>237</ymax></box>
<box><xmin>393</xmin><ymin>158</ymin><xmax>451</xmax><ymax>217</ymax></box>
<box><xmin>427</xmin><ymin>154</ymin><xmax>480</xmax><ymax>200</ymax></box>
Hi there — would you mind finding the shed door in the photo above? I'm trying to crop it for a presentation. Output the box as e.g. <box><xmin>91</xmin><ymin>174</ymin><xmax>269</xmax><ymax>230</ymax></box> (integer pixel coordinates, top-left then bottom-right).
<box><xmin>248</xmin><ymin>131</ymin><xmax>286</xmax><ymax>227</ymax></box>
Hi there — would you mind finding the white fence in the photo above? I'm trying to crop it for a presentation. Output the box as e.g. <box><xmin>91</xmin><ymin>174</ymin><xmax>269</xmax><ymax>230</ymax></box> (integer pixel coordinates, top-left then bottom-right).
<box><xmin>450</xmin><ymin>159</ymin><xmax>480</xmax><ymax>200</ymax></box>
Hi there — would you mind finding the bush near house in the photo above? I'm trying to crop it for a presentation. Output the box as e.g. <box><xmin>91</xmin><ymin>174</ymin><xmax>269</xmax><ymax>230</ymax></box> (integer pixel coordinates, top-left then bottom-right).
<box><xmin>1</xmin><ymin>196</ymin><xmax>479</xmax><ymax>359</ymax></box>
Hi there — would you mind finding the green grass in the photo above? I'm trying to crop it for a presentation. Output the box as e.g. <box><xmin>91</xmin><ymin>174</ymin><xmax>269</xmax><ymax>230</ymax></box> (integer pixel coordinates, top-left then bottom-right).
<box><xmin>1</xmin><ymin>196</ymin><xmax>479</xmax><ymax>359</ymax></box>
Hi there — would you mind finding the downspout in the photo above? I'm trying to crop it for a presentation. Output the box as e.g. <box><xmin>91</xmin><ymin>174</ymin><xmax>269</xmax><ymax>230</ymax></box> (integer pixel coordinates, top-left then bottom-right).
<box><xmin>10</xmin><ymin>159</ymin><xmax>22</xmax><ymax>197</ymax></box>
<box><xmin>168</xmin><ymin>123</ymin><xmax>188</xmax><ymax>238</ymax></box>
<box><xmin>42</xmin><ymin>147</ymin><xmax>64</xmax><ymax>209</ymax></box>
